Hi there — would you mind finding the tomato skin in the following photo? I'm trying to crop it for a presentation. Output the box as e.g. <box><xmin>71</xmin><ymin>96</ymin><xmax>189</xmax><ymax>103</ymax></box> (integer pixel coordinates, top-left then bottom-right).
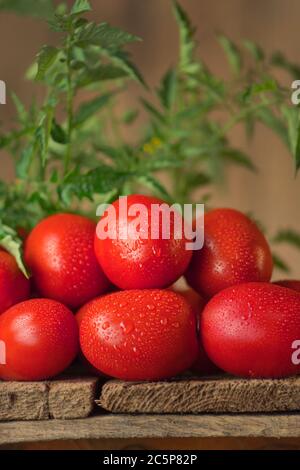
<box><xmin>273</xmin><ymin>280</ymin><xmax>300</xmax><ymax>293</ymax></box>
<box><xmin>192</xmin><ymin>342</ymin><xmax>220</xmax><ymax>376</ymax></box>
<box><xmin>25</xmin><ymin>213</ymin><xmax>110</xmax><ymax>309</ymax></box>
<box><xmin>0</xmin><ymin>298</ymin><xmax>79</xmax><ymax>381</ymax></box>
<box><xmin>0</xmin><ymin>251</ymin><xmax>30</xmax><ymax>315</ymax></box>
<box><xmin>201</xmin><ymin>282</ymin><xmax>300</xmax><ymax>378</ymax></box>
<box><xmin>80</xmin><ymin>289</ymin><xmax>198</xmax><ymax>380</ymax></box>
<box><xmin>186</xmin><ymin>208</ymin><xmax>273</xmax><ymax>298</ymax></box>
<box><xmin>172</xmin><ymin>287</ymin><xmax>205</xmax><ymax>313</ymax></box>
<box><xmin>170</xmin><ymin>287</ymin><xmax>219</xmax><ymax>375</ymax></box>
<box><xmin>94</xmin><ymin>195</ymin><xmax>192</xmax><ymax>290</ymax></box>
<box><xmin>75</xmin><ymin>306</ymin><xmax>104</xmax><ymax>375</ymax></box>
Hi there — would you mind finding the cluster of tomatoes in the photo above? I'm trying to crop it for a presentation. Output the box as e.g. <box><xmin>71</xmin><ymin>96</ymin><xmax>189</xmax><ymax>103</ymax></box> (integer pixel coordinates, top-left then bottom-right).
<box><xmin>1</xmin><ymin>194</ymin><xmax>300</xmax><ymax>382</ymax></box>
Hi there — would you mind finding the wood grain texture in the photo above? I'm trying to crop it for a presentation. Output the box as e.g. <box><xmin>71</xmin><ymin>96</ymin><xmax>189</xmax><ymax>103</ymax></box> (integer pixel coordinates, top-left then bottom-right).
<box><xmin>49</xmin><ymin>378</ymin><xmax>98</xmax><ymax>419</ymax></box>
<box><xmin>0</xmin><ymin>378</ymin><xmax>98</xmax><ymax>421</ymax></box>
<box><xmin>0</xmin><ymin>382</ymin><xmax>48</xmax><ymax>421</ymax></box>
<box><xmin>99</xmin><ymin>376</ymin><xmax>300</xmax><ymax>413</ymax></box>
<box><xmin>1</xmin><ymin>413</ymin><xmax>300</xmax><ymax>445</ymax></box>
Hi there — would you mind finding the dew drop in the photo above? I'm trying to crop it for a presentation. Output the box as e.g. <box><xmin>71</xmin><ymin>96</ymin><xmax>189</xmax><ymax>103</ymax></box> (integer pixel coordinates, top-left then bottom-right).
<box><xmin>146</xmin><ymin>304</ymin><xmax>155</xmax><ymax>311</ymax></box>
<box><xmin>102</xmin><ymin>321</ymin><xmax>110</xmax><ymax>330</ymax></box>
<box><xmin>120</xmin><ymin>319</ymin><xmax>134</xmax><ymax>334</ymax></box>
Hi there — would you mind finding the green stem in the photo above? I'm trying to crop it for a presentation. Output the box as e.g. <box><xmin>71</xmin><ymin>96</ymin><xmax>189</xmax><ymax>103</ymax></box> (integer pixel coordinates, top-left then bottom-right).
<box><xmin>64</xmin><ymin>30</ymin><xmax>74</xmax><ymax>177</ymax></box>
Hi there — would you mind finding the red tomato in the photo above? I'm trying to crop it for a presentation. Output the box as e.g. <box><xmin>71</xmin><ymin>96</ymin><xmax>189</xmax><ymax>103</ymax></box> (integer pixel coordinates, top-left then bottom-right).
<box><xmin>0</xmin><ymin>251</ymin><xmax>30</xmax><ymax>315</ymax></box>
<box><xmin>25</xmin><ymin>213</ymin><xmax>110</xmax><ymax>309</ymax></box>
<box><xmin>192</xmin><ymin>342</ymin><xmax>220</xmax><ymax>376</ymax></box>
<box><xmin>186</xmin><ymin>208</ymin><xmax>273</xmax><ymax>298</ymax></box>
<box><xmin>80</xmin><ymin>289</ymin><xmax>198</xmax><ymax>380</ymax></box>
<box><xmin>273</xmin><ymin>280</ymin><xmax>300</xmax><ymax>293</ymax></box>
<box><xmin>75</xmin><ymin>306</ymin><xmax>104</xmax><ymax>375</ymax></box>
<box><xmin>201</xmin><ymin>282</ymin><xmax>300</xmax><ymax>378</ymax></box>
<box><xmin>172</xmin><ymin>287</ymin><xmax>205</xmax><ymax>313</ymax></box>
<box><xmin>0</xmin><ymin>298</ymin><xmax>79</xmax><ymax>380</ymax></box>
<box><xmin>94</xmin><ymin>195</ymin><xmax>192</xmax><ymax>289</ymax></box>
<box><xmin>170</xmin><ymin>287</ymin><xmax>219</xmax><ymax>375</ymax></box>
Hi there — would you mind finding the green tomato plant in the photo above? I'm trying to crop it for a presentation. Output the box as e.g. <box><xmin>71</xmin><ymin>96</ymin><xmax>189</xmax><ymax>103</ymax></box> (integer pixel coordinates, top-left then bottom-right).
<box><xmin>0</xmin><ymin>0</ymin><xmax>300</xmax><ymax>275</ymax></box>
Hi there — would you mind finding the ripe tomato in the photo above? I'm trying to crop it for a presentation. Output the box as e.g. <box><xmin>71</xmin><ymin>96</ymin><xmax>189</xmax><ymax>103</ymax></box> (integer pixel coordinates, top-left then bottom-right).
<box><xmin>0</xmin><ymin>251</ymin><xmax>30</xmax><ymax>315</ymax></box>
<box><xmin>79</xmin><ymin>289</ymin><xmax>198</xmax><ymax>380</ymax></box>
<box><xmin>172</xmin><ymin>287</ymin><xmax>205</xmax><ymax>313</ymax></box>
<box><xmin>94</xmin><ymin>195</ymin><xmax>192</xmax><ymax>289</ymax></box>
<box><xmin>186</xmin><ymin>208</ymin><xmax>273</xmax><ymax>298</ymax></box>
<box><xmin>273</xmin><ymin>280</ymin><xmax>300</xmax><ymax>293</ymax></box>
<box><xmin>192</xmin><ymin>342</ymin><xmax>220</xmax><ymax>376</ymax></box>
<box><xmin>0</xmin><ymin>298</ymin><xmax>78</xmax><ymax>380</ymax></box>
<box><xmin>25</xmin><ymin>213</ymin><xmax>110</xmax><ymax>309</ymax></box>
<box><xmin>75</xmin><ymin>306</ymin><xmax>104</xmax><ymax>375</ymax></box>
<box><xmin>201</xmin><ymin>282</ymin><xmax>300</xmax><ymax>378</ymax></box>
<box><xmin>170</xmin><ymin>287</ymin><xmax>219</xmax><ymax>375</ymax></box>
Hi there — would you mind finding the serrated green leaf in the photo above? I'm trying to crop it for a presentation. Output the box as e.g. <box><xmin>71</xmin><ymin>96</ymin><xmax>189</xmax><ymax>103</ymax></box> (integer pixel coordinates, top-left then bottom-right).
<box><xmin>36</xmin><ymin>46</ymin><xmax>59</xmax><ymax>81</ymax></box>
<box><xmin>273</xmin><ymin>229</ymin><xmax>300</xmax><ymax>249</ymax></box>
<box><xmin>51</xmin><ymin>119</ymin><xmax>67</xmax><ymax>144</ymax></box>
<box><xmin>75</xmin><ymin>21</ymin><xmax>141</xmax><ymax>49</ymax></box>
<box><xmin>184</xmin><ymin>172</ymin><xmax>211</xmax><ymax>188</ymax></box>
<box><xmin>48</xmin><ymin>13</ymin><xmax>69</xmax><ymax>32</ymax></box>
<box><xmin>76</xmin><ymin>64</ymin><xmax>128</xmax><ymax>88</ymax></box>
<box><xmin>241</xmin><ymin>79</ymin><xmax>278</xmax><ymax>102</ymax></box>
<box><xmin>158</xmin><ymin>68</ymin><xmax>177</xmax><ymax>109</ymax></box>
<box><xmin>122</xmin><ymin>109</ymin><xmax>139</xmax><ymax>124</ymax></box>
<box><xmin>141</xmin><ymin>99</ymin><xmax>165</xmax><ymax>123</ymax></box>
<box><xmin>172</xmin><ymin>0</ymin><xmax>199</xmax><ymax>75</ymax></box>
<box><xmin>95</xmin><ymin>143</ymin><xmax>123</xmax><ymax>161</ymax></box>
<box><xmin>243</xmin><ymin>40</ymin><xmax>264</xmax><ymax>62</ymax></box>
<box><xmin>0</xmin><ymin>0</ymin><xmax>54</xmax><ymax>18</ymax></box>
<box><xmin>11</xmin><ymin>92</ymin><xmax>27</xmax><ymax>123</ymax></box>
<box><xmin>58</xmin><ymin>165</ymin><xmax>133</xmax><ymax>203</ymax></box>
<box><xmin>218</xmin><ymin>34</ymin><xmax>242</xmax><ymax>73</ymax></box>
<box><xmin>35</xmin><ymin>124</ymin><xmax>47</xmax><ymax>167</ymax></box>
<box><xmin>0</xmin><ymin>222</ymin><xmax>29</xmax><ymax>278</ymax></box>
<box><xmin>271</xmin><ymin>51</ymin><xmax>300</xmax><ymax>79</ymax></box>
<box><xmin>221</xmin><ymin>148</ymin><xmax>256</xmax><ymax>172</ymax></box>
<box><xmin>74</xmin><ymin>93</ymin><xmax>113</xmax><ymax>127</ymax></box>
<box><xmin>105</xmin><ymin>50</ymin><xmax>147</xmax><ymax>87</ymax></box>
<box><xmin>138</xmin><ymin>174</ymin><xmax>172</xmax><ymax>201</ymax></box>
<box><xmin>71</xmin><ymin>0</ymin><xmax>91</xmax><ymax>16</ymax></box>
<box><xmin>281</xmin><ymin>106</ymin><xmax>300</xmax><ymax>172</ymax></box>
<box><xmin>272</xmin><ymin>253</ymin><xmax>290</xmax><ymax>273</ymax></box>
<box><xmin>16</xmin><ymin>144</ymin><xmax>34</xmax><ymax>178</ymax></box>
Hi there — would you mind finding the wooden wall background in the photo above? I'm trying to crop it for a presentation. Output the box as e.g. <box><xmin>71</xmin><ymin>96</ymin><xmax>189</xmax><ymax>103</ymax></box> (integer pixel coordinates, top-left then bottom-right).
<box><xmin>1</xmin><ymin>0</ymin><xmax>300</xmax><ymax>450</ymax></box>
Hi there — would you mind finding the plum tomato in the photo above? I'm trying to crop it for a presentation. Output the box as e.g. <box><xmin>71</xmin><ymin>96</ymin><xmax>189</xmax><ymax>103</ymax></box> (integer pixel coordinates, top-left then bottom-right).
<box><xmin>0</xmin><ymin>251</ymin><xmax>30</xmax><ymax>315</ymax></box>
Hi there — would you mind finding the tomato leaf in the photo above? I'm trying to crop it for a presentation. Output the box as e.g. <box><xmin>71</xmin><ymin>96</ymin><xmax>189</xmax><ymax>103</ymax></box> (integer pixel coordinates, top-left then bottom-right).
<box><xmin>71</xmin><ymin>0</ymin><xmax>91</xmax><ymax>16</ymax></box>
<box><xmin>36</xmin><ymin>46</ymin><xmax>59</xmax><ymax>81</ymax></box>
<box><xmin>0</xmin><ymin>222</ymin><xmax>30</xmax><ymax>278</ymax></box>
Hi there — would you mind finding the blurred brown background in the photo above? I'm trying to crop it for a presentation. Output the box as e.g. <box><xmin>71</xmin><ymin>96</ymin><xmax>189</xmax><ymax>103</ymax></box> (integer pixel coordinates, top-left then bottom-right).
<box><xmin>0</xmin><ymin>0</ymin><xmax>300</xmax><ymax>277</ymax></box>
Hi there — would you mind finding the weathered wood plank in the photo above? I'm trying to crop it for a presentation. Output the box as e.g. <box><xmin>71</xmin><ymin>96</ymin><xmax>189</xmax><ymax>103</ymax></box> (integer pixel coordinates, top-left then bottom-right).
<box><xmin>99</xmin><ymin>376</ymin><xmax>300</xmax><ymax>413</ymax></box>
<box><xmin>1</xmin><ymin>414</ymin><xmax>300</xmax><ymax>444</ymax></box>
<box><xmin>49</xmin><ymin>378</ymin><xmax>98</xmax><ymax>419</ymax></box>
<box><xmin>0</xmin><ymin>377</ymin><xmax>98</xmax><ymax>421</ymax></box>
<box><xmin>0</xmin><ymin>382</ymin><xmax>48</xmax><ymax>421</ymax></box>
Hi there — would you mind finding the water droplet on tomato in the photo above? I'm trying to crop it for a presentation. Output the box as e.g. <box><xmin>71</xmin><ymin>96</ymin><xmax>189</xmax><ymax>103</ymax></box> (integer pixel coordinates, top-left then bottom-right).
<box><xmin>160</xmin><ymin>318</ymin><xmax>168</xmax><ymax>325</ymax></box>
<box><xmin>146</xmin><ymin>304</ymin><xmax>155</xmax><ymax>311</ymax></box>
<box><xmin>120</xmin><ymin>319</ymin><xmax>134</xmax><ymax>334</ymax></box>
<box><xmin>102</xmin><ymin>321</ymin><xmax>110</xmax><ymax>330</ymax></box>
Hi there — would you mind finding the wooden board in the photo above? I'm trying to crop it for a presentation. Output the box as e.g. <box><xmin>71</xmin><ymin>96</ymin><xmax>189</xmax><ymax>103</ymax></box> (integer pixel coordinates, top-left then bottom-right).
<box><xmin>0</xmin><ymin>377</ymin><xmax>98</xmax><ymax>421</ymax></box>
<box><xmin>99</xmin><ymin>375</ymin><xmax>300</xmax><ymax>413</ymax></box>
<box><xmin>1</xmin><ymin>413</ymin><xmax>300</xmax><ymax>445</ymax></box>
